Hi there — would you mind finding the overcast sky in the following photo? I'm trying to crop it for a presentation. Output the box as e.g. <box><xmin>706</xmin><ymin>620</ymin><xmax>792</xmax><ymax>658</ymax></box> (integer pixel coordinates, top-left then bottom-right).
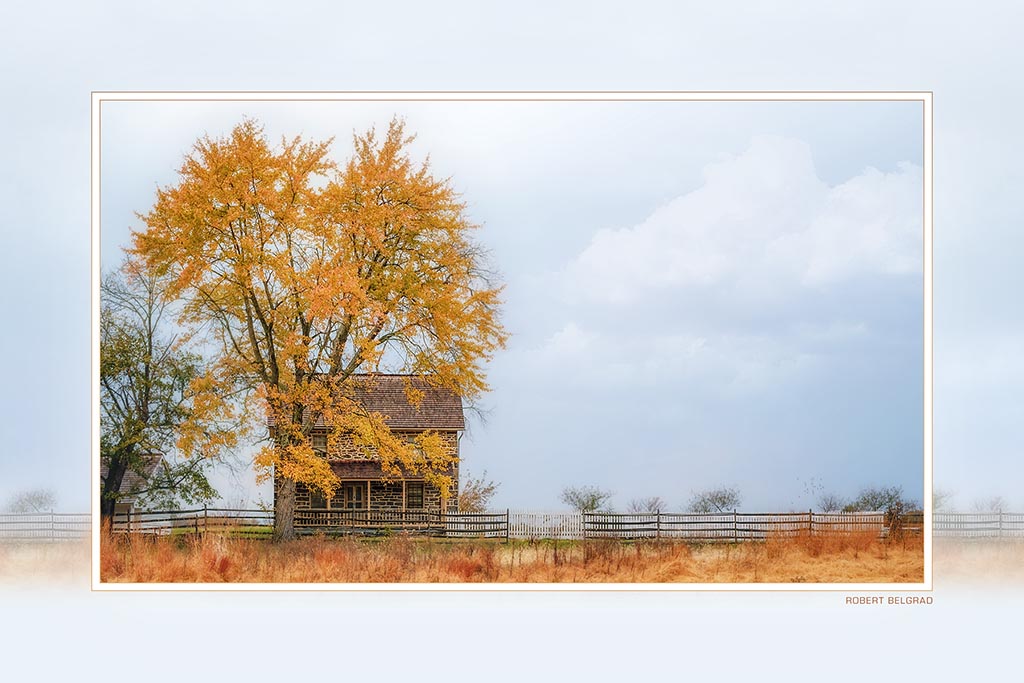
<box><xmin>94</xmin><ymin>99</ymin><xmax>924</xmax><ymax>512</ymax></box>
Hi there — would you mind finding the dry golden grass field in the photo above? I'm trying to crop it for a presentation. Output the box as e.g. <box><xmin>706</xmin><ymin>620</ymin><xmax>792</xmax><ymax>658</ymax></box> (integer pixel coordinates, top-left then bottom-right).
<box><xmin>11</xmin><ymin>535</ymin><xmax>1024</xmax><ymax>586</ymax></box>
<box><xmin>92</xmin><ymin>531</ymin><xmax>925</xmax><ymax>583</ymax></box>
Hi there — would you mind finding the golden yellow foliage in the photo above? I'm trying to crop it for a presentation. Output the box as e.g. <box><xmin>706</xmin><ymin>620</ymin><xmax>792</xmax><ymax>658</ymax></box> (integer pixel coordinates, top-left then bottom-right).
<box><xmin>131</xmin><ymin>117</ymin><xmax>506</xmax><ymax>536</ymax></box>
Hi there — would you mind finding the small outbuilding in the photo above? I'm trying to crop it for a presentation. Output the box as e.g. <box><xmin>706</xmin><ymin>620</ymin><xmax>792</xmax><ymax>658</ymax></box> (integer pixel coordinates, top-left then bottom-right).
<box><xmin>100</xmin><ymin>453</ymin><xmax>164</xmax><ymax>517</ymax></box>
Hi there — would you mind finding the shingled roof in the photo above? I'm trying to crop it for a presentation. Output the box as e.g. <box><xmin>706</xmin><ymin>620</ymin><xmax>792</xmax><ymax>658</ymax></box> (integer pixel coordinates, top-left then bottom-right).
<box><xmin>267</xmin><ymin>374</ymin><xmax>466</xmax><ymax>431</ymax></box>
<box><xmin>100</xmin><ymin>453</ymin><xmax>164</xmax><ymax>502</ymax></box>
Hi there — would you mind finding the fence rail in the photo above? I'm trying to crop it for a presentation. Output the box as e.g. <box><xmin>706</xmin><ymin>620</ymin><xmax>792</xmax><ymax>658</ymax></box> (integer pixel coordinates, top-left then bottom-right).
<box><xmin>3</xmin><ymin>510</ymin><xmax>1023</xmax><ymax>542</ymax></box>
<box><xmin>0</xmin><ymin>513</ymin><xmax>90</xmax><ymax>541</ymax></box>
<box><xmin>933</xmin><ymin>512</ymin><xmax>1024</xmax><ymax>538</ymax></box>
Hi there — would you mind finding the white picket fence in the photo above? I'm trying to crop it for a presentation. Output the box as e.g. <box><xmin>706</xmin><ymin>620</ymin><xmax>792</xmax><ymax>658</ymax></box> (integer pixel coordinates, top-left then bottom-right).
<box><xmin>508</xmin><ymin>510</ymin><xmax>585</xmax><ymax>539</ymax></box>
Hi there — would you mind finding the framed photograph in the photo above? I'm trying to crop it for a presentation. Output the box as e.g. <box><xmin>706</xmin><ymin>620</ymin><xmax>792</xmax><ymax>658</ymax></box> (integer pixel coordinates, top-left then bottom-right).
<box><xmin>92</xmin><ymin>92</ymin><xmax>931</xmax><ymax>590</ymax></box>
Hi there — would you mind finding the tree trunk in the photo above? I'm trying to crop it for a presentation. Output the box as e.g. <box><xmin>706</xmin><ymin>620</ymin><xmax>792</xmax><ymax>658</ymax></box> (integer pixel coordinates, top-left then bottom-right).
<box><xmin>274</xmin><ymin>475</ymin><xmax>297</xmax><ymax>541</ymax></box>
<box><xmin>99</xmin><ymin>454</ymin><xmax>129</xmax><ymax>533</ymax></box>
<box><xmin>271</xmin><ymin>401</ymin><xmax>307</xmax><ymax>542</ymax></box>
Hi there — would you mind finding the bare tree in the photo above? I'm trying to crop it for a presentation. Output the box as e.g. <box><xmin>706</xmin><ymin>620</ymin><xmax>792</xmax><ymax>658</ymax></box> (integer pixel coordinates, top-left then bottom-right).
<box><xmin>686</xmin><ymin>486</ymin><xmax>741</xmax><ymax>514</ymax></box>
<box><xmin>842</xmin><ymin>485</ymin><xmax>918</xmax><ymax>513</ymax></box>
<box><xmin>933</xmin><ymin>488</ymin><xmax>955</xmax><ymax>512</ymax></box>
<box><xmin>458</xmin><ymin>471</ymin><xmax>500</xmax><ymax>513</ymax></box>
<box><xmin>816</xmin><ymin>492</ymin><xmax>847</xmax><ymax>513</ymax></box>
<box><xmin>560</xmin><ymin>485</ymin><xmax>614</xmax><ymax>513</ymax></box>
<box><xmin>5</xmin><ymin>489</ymin><xmax>56</xmax><ymax>513</ymax></box>
<box><xmin>626</xmin><ymin>496</ymin><xmax>667</xmax><ymax>513</ymax></box>
<box><xmin>972</xmin><ymin>495</ymin><xmax>1008</xmax><ymax>513</ymax></box>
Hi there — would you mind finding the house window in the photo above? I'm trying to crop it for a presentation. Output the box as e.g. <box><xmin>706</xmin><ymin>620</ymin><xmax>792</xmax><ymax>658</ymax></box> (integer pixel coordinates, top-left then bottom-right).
<box><xmin>311</xmin><ymin>433</ymin><xmax>328</xmax><ymax>453</ymax></box>
<box><xmin>406</xmin><ymin>481</ymin><xmax>424</xmax><ymax>509</ymax></box>
<box><xmin>309</xmin><ymin>483</ymin><xmax>365</xmax><ymax>509</ymax></box>
<box><xmin>341</xmin><ymin>482</ymin><xmax>367</xmax><ymax>510</ymax></box>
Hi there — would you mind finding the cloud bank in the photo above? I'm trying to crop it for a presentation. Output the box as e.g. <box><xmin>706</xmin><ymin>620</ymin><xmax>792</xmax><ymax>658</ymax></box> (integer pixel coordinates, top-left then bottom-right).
<box><xmin>535</xmin><ymin>136</ymin><xmax>922</xmax><ymax>396</ymax></box>
<box><xmin>563</xmin><ymin>136</ymin><xmax>922</xmax><ymax>304</ymax></box>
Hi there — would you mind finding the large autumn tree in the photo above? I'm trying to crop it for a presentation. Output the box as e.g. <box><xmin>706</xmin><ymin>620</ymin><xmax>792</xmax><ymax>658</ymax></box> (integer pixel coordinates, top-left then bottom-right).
<box><xmin>132</xmin><ymin>118</ymin><xmax>506</xmax><ymax>539</ymax></box>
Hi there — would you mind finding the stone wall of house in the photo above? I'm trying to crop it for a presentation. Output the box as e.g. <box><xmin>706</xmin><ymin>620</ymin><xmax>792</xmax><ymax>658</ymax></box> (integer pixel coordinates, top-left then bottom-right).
<box><xmin>292</xmin><ymin>473</ymin><xmax>458</xmax><ymax>514</ymax></box>
<box><xmin>316</xmin><ymin>430</ymin><xmax>459</xmax><ymax>462</ymax></box>
<box><xmin>279</xmin><ymin>430</ymin><xmax>461</xmax><ymax>514</ymax></box>
<box><xmin>371</xmin><ymin>480</ymin><xmax>405</xmax><ymax>510</ymax></box>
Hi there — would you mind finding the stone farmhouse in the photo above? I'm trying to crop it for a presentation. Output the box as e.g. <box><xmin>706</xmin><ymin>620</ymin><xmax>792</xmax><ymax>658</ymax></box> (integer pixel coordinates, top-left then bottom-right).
<box><xmin>272</xmin><ymin>374</ymin><xmax>463</xmax><ymax>516</ymax></box>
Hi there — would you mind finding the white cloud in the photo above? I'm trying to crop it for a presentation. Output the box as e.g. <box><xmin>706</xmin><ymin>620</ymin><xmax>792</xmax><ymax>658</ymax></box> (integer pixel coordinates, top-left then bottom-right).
<box><xmin>563</xmin><ymin>136</ymin><xmax>922</xmax><ymax>304</ymax></box>
<box><xmin>525</xmin><ymin>137</ymin><xmax>921</xmax><ymax>396</ymax></box>
<box><xmin>531</xmin><ymin>321</ymin><xmax>821</xmax><ymax>396</ymax></box>
<box><xmin>542</xmin><ymin>321</ymin><xmax>596</xmax><ymax>356</ymax></box>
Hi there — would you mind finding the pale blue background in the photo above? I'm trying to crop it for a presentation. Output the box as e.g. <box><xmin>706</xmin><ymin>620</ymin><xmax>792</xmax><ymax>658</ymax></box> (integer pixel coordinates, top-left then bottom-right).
<box><xmin>1</xmin><ymin>1</ymin><xmax>1022</xmax><ymax>679</ymax></box>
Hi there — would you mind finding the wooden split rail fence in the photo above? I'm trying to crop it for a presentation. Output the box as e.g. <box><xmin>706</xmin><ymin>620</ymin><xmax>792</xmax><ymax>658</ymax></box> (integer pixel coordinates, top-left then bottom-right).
<box><xmin>105</xmin><ymin>508</ymin><xmax>509</xmax><ymax>539</ymax></box>
<box><xmin>582</xmin><ymin>511</ymin><xmax>891</xmax><ymax>541</ymax></box>
<box><xmin>2</xmin><ymin>510</ymin><xmax>1022</xmax><ymax>542</ymax></box>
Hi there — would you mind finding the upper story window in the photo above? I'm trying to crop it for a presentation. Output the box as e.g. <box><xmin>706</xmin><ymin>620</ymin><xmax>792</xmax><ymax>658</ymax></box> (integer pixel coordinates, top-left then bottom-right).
<box><xmin>311</xmin><ymin>433</ymin><xmax>328</xmax><ymax>453</ymax></box>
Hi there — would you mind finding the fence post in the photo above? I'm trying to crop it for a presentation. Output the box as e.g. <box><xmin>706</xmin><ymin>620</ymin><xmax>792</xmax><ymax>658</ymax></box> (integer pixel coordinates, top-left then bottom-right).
<box><xmin>50</xmin><ymin>510</ymin><xmax>55</xmax><ymax>541</ymax></box>
<box><xmin>656</xmin><ymin>510</ymin><xmax>661</xmax><ymax>540</ymax></box>
<box><xmin>127</xmin><ymin>508</ymin><xmax>132</xmax><ymax>535</ymax></box>
<box><xmin>733</xmin><ymin>510</ymin><xmax>738</xmax><ymax>543</ymax></box>
<box><xmin>999</xmin><ymin>510</ymin><xmax>1003</xmax><ymax>538</ymax></box>
<box><xmin>505</xmin><ymin>508</ymin><xmax>510</xmax><ymax>543</ymax></box>
<box><xmin>808</xmin><ymin>509</ymin><xmax>813</xmax><ymax>537</ymax></box>
<box><xmin>203</xmin><ymin>505</ymin><xmax>208</xmax><ymax>537</ymax></box>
